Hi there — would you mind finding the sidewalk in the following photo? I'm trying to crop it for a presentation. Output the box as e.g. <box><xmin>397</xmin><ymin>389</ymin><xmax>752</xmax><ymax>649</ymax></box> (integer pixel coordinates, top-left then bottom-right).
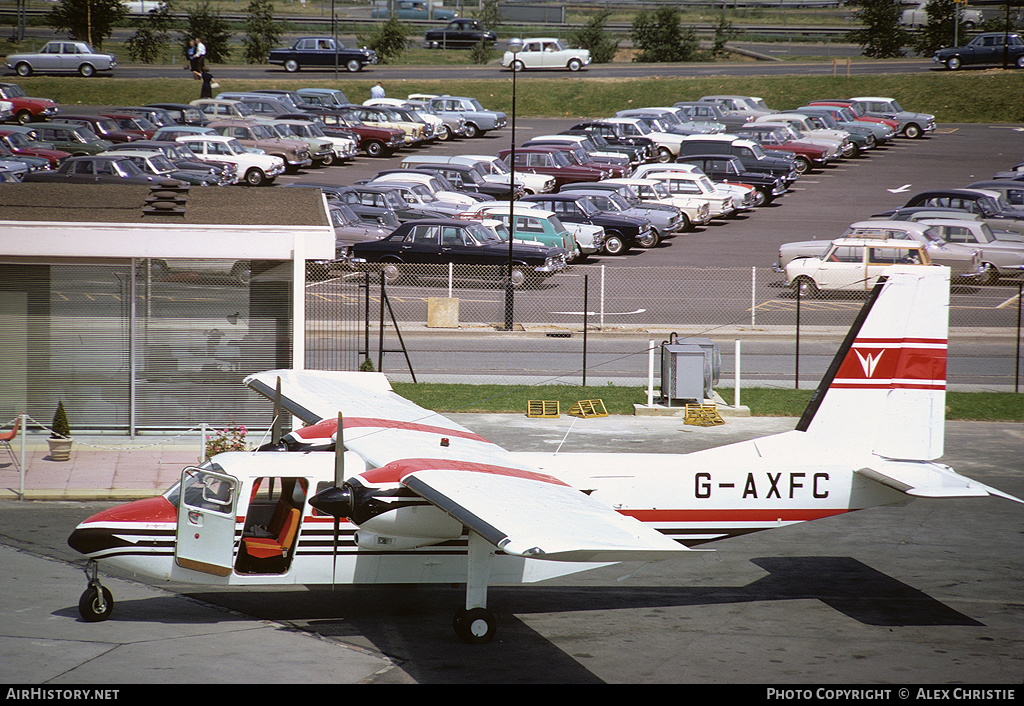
<box><xmin>0</xmin><ymin>433</ymin><xmax>204</xmax><ymax>501</ymax></box>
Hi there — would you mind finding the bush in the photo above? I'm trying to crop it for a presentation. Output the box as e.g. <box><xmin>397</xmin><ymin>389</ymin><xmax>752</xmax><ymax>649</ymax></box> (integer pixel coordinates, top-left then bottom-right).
<box><xmin>359</xmin><ymin>15</ymin><xmax>410</xmax><ymax>65</ymax></box>
<box><xmin>630</xmin><ymin>6</ymin><xmax>699</xmax><ymax>63</ymax></box>
<box><xmin>51</xmin><ymin>401</ymin><xmax>71</xmax><ymax>439</ymax></box>
<box><xmin>567</xmin><ymin>10</ymin><xmax>620</xmax><ymax>64</ymax></box>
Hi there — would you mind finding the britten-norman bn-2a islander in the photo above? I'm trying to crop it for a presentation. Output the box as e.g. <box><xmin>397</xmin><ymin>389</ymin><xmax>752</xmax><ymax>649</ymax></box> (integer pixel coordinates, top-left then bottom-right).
<box><xmin>69</xmin><ymin>267</ymin><xmax>1021</xmax><ymax>643</ymax></box>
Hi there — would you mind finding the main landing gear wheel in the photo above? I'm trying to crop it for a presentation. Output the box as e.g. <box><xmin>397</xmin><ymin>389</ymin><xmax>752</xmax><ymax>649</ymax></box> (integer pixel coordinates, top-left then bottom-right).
<box><xmin>453</xmin><ymin>607</ymin><xmax>497</xmax><ymax>644</ymax></box>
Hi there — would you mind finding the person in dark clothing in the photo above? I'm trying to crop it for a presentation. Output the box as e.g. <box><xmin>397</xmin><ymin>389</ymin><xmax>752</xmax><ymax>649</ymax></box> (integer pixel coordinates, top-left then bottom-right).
<box><xmin>195</xmin><ymin>69</ymin><xmax>214</xmax><ymax>99</ymax></box>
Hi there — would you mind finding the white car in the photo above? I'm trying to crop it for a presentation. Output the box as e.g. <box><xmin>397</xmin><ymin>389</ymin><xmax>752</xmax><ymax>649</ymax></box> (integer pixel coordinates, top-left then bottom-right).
<box><xmin>5</xmin><ymin>41</ymin><xmax>116</xmax><ymax>77</ymax></box>
<box><xmin>848</xmin><ymin>96</ymin><xmax>936</xmax><ymax>139</ymax></box>
<box><xmin>451</xmin><ymin>155</ymin><xmax>556</xmax><ymax>194</ymax></box>
<box><xmin>757</xmin><ymin>113</ymin><xmax>858</xmax><ymax>158</ymax></box>
<box><xmin>502</xmin><ymin>38</ymin><xmax>591</xmax><ymax>72</ymax></box>
<box><xmin>631</xmin><ymin>163</ymin><xmax>755</xmax><ymax>212</ymax></box>
<box><xmin>785</xmin><ymin>235</ymin><xmax>979</xmax><ymax>296</ymax></box>
<box><xmin>598</xmin><ymin>117</ymin><xmax>683</xmax><ymax>163</ymax></box>
<box><xmin>638</xmin><ymin>170</ymin><xmax>735</xmax><ymax>219</ymax></box>
<box><xmin>602</xmin><ymin>178</ymin><xmax>712</xmax><ymax>229</ymax></box>
<box><xmin>175</xmin><ymin>134</ymin><xmax>285</xmax><ymax>186</ymax></box>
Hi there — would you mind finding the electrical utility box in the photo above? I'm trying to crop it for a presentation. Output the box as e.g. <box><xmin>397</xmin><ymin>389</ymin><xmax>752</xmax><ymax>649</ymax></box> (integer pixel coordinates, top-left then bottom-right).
<box><xmin>661</xmin><ymin>336</ymin><xmax>722</xmax><ymax>404</ymax></box>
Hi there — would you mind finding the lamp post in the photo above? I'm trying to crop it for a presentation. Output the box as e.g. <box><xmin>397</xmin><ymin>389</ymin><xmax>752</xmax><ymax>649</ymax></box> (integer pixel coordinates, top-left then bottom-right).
<box><xmin>503</xmin><ymin>37</ymin><xmax>523</xmax><ymax>332</ymax></box>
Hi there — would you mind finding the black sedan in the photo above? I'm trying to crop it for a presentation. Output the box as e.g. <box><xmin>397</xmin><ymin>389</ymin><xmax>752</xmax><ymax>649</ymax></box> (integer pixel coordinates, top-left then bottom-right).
<box><xmin>267</xmin><ymin>37</ymin><xmax>378</xmax><ymax>73</ymax></box>
<box><xmin>423</xmin><ymin>19</ymin><xmax>497</xmax><ymax>49</ymax></box>
<box><xmin>23</xmin><ymin>155</ymin><xmax>174</xmax><ymax>185</ymax></box>
<box><xmin>350</xmin><ymin>218</ymin><xmax>566</xmax><ymax>287</ymax></box>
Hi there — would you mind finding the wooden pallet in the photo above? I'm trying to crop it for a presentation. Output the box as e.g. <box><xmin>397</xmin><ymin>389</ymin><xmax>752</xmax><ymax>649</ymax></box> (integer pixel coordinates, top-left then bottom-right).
<box><xmin>568</xmin><ymin>399</ymin><xmax>608</xmax><ymax>418</ymax></box>
<box><xmin>527</xmin><ymin>400</ymin><xmax>560</xmax><ymax>418</ymax></box>
<box><xmin>684</xmin><ymin>404</ymin><xmax>724</xmax><ymax>426</ymax></box>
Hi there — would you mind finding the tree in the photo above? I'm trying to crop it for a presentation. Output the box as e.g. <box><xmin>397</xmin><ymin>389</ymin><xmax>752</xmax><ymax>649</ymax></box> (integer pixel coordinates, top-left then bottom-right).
<box><xmin>45</xmin><ymin>0</ymin><xmax>126</xmax><ymax>48</ymax></box>
<box><xmin>126</xmin><ymin>1</ymin><xmax>175</xmax><ymax>64</ymax></box>
<box><xmin>630</xmin><ymin>6</ymin><xmax>699</xmax><ymax>63</ymax></box>
<box><xmin>912</xmin><ymin>0</ymin><xmax>965</xmax><ymax>55</ymax></box>
<box><xmin>242</xmin><ymin>0</ymin><xmax>281</xmax><ymax>65</ymax></box>
<box><xmin>707</xmin><ymin>15</ymin><xmax>740</xmax><ymax>60</ymax></box>
<box><xmin>567</xmin><ymin>9</ymin><xmax>620</xmax><ymax>64</ymax></box>
<box><xmin>358</xmin><ymin>15</ymin><xmax>410</xmax><ymax>64</ymax></box>
<box><xmin>180</xmin><ymin>1</ymin><xmax>234</xmax><ymax>64</ymax></box>
<box><xmin>846</xmin><ymin>0</ymin><xmax>909</xmax><ymax>58</ymax></box>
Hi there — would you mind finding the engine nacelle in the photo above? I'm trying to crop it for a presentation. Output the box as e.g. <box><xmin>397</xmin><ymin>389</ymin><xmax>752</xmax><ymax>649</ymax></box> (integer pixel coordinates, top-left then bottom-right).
<box><xmin>355</xmin><ymin>504</ymin><xmax>463</xmax><ymax>550</ymax></box>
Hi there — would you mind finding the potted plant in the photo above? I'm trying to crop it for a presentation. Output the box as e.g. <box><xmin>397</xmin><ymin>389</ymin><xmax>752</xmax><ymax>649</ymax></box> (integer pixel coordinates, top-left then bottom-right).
<box><xmin>48</xmin><ymin>400</ymin><xmax>73</xmax><ymax>461</ymax></box>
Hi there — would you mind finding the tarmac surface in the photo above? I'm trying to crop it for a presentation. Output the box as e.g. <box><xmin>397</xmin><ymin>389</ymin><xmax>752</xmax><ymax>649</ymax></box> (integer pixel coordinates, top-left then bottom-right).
<box><xmin>0</xmin><ymin>413</ymin><xmax>1021</xmax><ymax>685</ymax></box>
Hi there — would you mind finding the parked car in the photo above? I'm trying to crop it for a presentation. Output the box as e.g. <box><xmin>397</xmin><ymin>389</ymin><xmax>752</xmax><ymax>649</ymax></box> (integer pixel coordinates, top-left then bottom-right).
<box><xmin>521</xmin><ymin>193</ymin><xmax>655</xmax><ymax>255</ymax></box>
<box><xmin>22</xmin><ymin>155</ymin><xmax>174</xmax><ymax>185</ymax></box>
<box><xmin>100</xmin><ymin>112</ymin><xmax>160</xmax><ymax>139</ymax></box>
<box><xmin>676</xmin><ymin>135</ymin><xmax>799</xmax><ymax>186</ymax></box>
<box><xmin>917</xmin><ymin>218</ymin><xmax>1024</xmax><ymax>283</ymax></box>
<box><xmin>409</xmin><ymin>94</ymin><xmax>507</xmax><ymax>139</ymax></box>
<box><xmin>755</xmin><ymin>113</ymin><xmax>860</xmax><ymax>158</ymax></box>
<box><xmin>0</xmin><ymin>128</ymin><xmax>69</xmax><ymax>167</ymax></box>
<box><xmin>559</xmin><ymin>182</ymin><xmax>686</xmax><ymax>245</ymax></box>
<box><xmin>697</xmin><ymin>95</ymin><xmax>775</xmax><ymax>122</ymax></box>
<box><xmin>524</xmin><ymin>134</ymin><xmax>632</xmax><ymax>171</ymax></box>
<box><xmin>115</xmin><ymin>139</ymin><xmax>238</xmax><ymax>185</ymax></box>
<box><xmin>342</xmin><ymin>103</ymin><xmax>424</xmax><ymax>145</ymax></box>
<box><xmin>615</xmin><ymin>107</ymin><xmax>725</xmax><ymax>136</ymax></box>
<box><xmin>146</xmin><ymin>102</ymin><xmax>209</xmax><ymax>127</ymax></box>
<box><xmin>0</xmin><ymin>83</ymin><xmax>58</xmax><ymax>124</ymax></box>
<box><xmin>806</xmin><ymin>99</ymin><xmax>900</xmax><ymax>133</ymax></box>
<box><xmin>445</xmin><ymin>154</ymin><xmax>556</xmax><ymax>194</ymax></box>
<box><xmin>776</xmin><ymin>221</ymin><xmax>984</xmax><ymax>279</ymax></box>
<box><xmin>933</xmin><ymin>32</ymin><xmax>1024</xmax><ymax>70</ymax></box>
<box><xmin>265</xmin><ymin>114</ymin><xmax>359</xmax><ymax>164</ymax></box>
<box><xmin>175</xmin><ymin>134</ymin><xmax>285</xmax><ymax>186</ymax></box>
<box><xmin>965</xmin><ymin>180</ymin><xmax>1024</xmax><ymax>209</ymax></box>
<box><xmin>521</xmin><ymin>139</ymin><xmax>628</xmax><ymax>178</ymax></box>
<box><xmin>325</xmin><ymin>204</ymin><xmax>395</xmax><ymax>266</ymax></box>
<box><xmin>900</xmin><ymin>1</ymin><xmax>981</xmax><ymax>29</ymax></box>
<box><xmin>598</xmin><ymin>117</ymin><xmax>685</xmax><ymax>162</ymax></box>
<box><xmin>601</xmin><ymin>177</ymin><xmax>712</xmax><ymax>230</ymax></box>
<box><xmin>332</xmin><ymin>184</ymin><xmax>449</xmax><ymax>223</ymax></box>
<box><xmin>847</xmin><ymin>96</ymin><xmax>936</xmax><ymax>139</ymax></box>
<box><xmin>214</xmin><ymin>92</ymin><xmax>292</xmax><ymax>117</ymax></box>
<box><xmin>674</xmin><ymin>153</ymin><xmax>788</xmax><ymax>204</ymax></box>
<box><xmin>256</xmin><ymin>118</ymin><xmax>336</xmax><ymax>166</ymax></box>
<box><xmin>630</xmin><ymin>169</ymin><xmax>737</xmax><ymax>219</ymax></box>
<box><xmin>102</xmin><ymin>148</ymin><xmax>222</xmax><ymax>186</ymax></box>
<box><xmin>424</xmin><ymin>19</ymin><xmax>496</xmax><ymax>48</ymax></box>
<box><xmin>898</xmin><ymin>188</ymin><xmax>1024</xmax><ymax>235</ymax></box>
<box><xmin>295</xmin><ymin>88</ymin><xmax>350</xmax><ymax>109</ymax></box>
<box><xmin>784</xmin><ymin>236</ymin><xmax>969</xmax><ymax>296</ymax></box>
<box><xmin>33</xmin><ymin>121</ymin><xmax>113</xmax><ymax>155</ymax></box>
<box><xmin>795</xmin><ymin>105</ymin><xmax>896</xmax><ymax>145</ymax></box>
<box><xmin>5</xmin><ymin>40</ymin><xmax>116</xmax><ymax>77</ymax></box>
<box><xmin>497</xmin><ymin>146</ymin><xmax>610</xmax><ymax>189</ymax></box>
<box><xmin>371</xmin><ymin>0</ymin><xmax>456</xmax><ymax>20</ymax></box>
<box><xmin>350</xmin><ymin>218</ymin><xmax>565</xmax><ymax>289</ymax></box>
<box><xmin>190</xmin><ymin>99</ymin><xmax>257</xmax><ymax>121</ymax></box>
<box><xmin>301</xmin><ymin>108</ymin><xmax>405</xmax><ymax>157</ymax></box>
<box><xmin>567</xmin><ymin>121</ymin><xmax>658</xmax><ymax>163</ymax></box>
<box><xmin>207</xmin><ymin>119</ymin><xmax>313</xmax><ymax>172</ymax></box>
<box><xmin>501</xmin><ymin>38</ymin><xmax>591</xmax><ymax>72</ymax></box>
<box><xmin>400</xmin><ymin>159</ymin><xmax>522</xmax><ymax>200</ymax></box>
<box><xmin>267</xmin><ymin>36</ymin><xmax>378</xmax><ymax>73</ymax></box>
<box><xmin>731</xmin><ymin>125</ymin><xmax>829</xmax><ymax>173</ymax></box>
<box><xmin>57</xmin><ymin>114</ymin><xmax>140</xmax><ymax>144</ymax></box>
<box><xmin>459</xmin><ymin>202</ymin><xmax>585</xmax><ymax>259</ymax></box>
<box><xmin>674</xmin><ymin>100</ymin><xmax>752</xmax><ymax>131</ymax></box>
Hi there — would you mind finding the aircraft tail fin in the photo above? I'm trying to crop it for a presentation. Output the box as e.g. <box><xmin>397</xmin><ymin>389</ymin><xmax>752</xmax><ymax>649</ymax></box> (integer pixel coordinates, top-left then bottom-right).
<box><xmin>796</xmin><ymin>266</ymin><xmax>949</xmax><ymax>461</ymax></box>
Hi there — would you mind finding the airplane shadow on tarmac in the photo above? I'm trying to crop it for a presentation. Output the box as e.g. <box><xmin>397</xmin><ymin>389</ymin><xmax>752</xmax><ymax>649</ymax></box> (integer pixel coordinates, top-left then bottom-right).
<box><xmin>55</xmin><ymin>556</ymin><xmax>981</xmax><ymax>684</ymax></box>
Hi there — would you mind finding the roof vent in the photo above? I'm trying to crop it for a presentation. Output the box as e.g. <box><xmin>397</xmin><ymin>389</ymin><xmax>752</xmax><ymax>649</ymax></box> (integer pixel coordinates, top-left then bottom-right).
<box><xmin>143</xmin><ymin>179</ymin><xmax>189</xmax><ymax>217</ymax></box>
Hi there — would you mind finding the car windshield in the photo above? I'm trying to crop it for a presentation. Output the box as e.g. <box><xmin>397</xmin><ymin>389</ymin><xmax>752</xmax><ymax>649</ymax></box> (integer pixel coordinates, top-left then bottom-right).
<box><xmin>113</xmin><ymin>160</ymin><xmax>144</xmax><ymax>177</ymax></box>
<box><xmin>3</xmin><ymin>85</ymin><xmax>27</xmax><ymax>98</ymax></box>
<box><xmin>248</xmin><ymin>124</ymin><xmax>276</xmax><ymax>139</ymax></box>
<box><xmin>74</xmin><ymin>127</ymin><xmax>100</xmax><ymax>142</ymax></box>
<box><xmin>469</xmin><ymin>222</ymin><xmax>505</xmax><ymax>244</ymax></box>
<box><xmin>465</xmin><ymin>98</ymin><xmax>485</xmax><ymax>111</ymax></box>
<box><xmin>574</xmin><ymin>197</ymin><xmax>599</xmax><ymax>216</ymax></box>
<box><xmin>5</xmin><ymin>133</ymin><xmax>30</xmax><ymax>148</ymax></box>
<box><xmin>224</xmin><ymin>139</ymin><xmax>247</xmax><ymax>154</ymax></box>
<box><xmin>148</xmin><ymin>154</ymin><xmax>176</xmax><ymax>172</ymax></box>
<box><xmin>887</xmin><ymin>100</ymin><xmax>903</xmax><ymax>112</ymax></box>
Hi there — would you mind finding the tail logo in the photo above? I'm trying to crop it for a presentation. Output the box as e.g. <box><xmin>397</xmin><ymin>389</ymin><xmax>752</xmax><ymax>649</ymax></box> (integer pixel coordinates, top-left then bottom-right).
<box><xmin>855</xmin><ymin>350</ymin><xmax>884</xmax><ymax>378</ymax></box>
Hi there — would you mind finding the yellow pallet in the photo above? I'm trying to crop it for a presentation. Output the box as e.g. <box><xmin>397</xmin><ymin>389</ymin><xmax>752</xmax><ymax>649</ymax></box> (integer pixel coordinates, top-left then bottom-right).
<box><xmin>568</xmin><ymin>399</ymin><xmax>608</xmax><ymax>418</ymax></box>
<box><xmin>684</xmin><ymin>404</ymin><xmax>724</xmax><ymax>426</ymax></box>
<box><xmin>527</xmin><ymin>400</ymin><xmax>560</xmax><ymax>418</ymax></box>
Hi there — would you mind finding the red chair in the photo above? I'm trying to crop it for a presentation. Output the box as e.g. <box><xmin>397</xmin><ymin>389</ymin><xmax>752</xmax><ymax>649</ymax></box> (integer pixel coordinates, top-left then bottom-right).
<box><xmin>0</xmin><ymin>416</ymin><xmax>21</xmax><ymax>471</ymax></box>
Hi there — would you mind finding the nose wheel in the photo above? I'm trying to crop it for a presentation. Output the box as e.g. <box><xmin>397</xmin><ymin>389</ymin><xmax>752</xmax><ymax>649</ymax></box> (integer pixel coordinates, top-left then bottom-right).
<box><xmin>78</xmin><ymin>560</ymin><xmax>113</xmax><ymax>622</ymax></box>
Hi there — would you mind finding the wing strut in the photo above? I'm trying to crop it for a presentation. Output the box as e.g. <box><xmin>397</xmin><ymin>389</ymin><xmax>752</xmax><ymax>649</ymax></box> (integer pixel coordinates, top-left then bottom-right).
<box><xmin>454</xmin><ymin>531</ymin><xmax>498</xmax><ymax>644</ymax></box>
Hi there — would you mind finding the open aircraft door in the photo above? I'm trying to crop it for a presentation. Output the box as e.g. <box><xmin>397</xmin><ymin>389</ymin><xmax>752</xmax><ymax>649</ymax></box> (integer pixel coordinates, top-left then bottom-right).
<box><xmin>175</xmin><ymin>467</ymin><xmax>239</xmax><ymax>577</ymax></box>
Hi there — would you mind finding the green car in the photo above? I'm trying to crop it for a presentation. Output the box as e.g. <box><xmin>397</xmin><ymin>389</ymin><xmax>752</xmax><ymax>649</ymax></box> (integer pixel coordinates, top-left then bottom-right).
<box><xmin>463</xmin><ymin>203</ymin><xmax>583</xmax><ymax>261</ymax></box>
<box><xmin>34</xmin><ymin>121</ymin><xmax>112</xmax><ymax>155</ymax></box>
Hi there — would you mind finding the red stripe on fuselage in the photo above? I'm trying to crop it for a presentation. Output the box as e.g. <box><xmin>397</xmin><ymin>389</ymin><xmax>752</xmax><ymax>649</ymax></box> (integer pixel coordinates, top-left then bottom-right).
<box><xmin>621</xmin><ymin>508</ymin><xmax>849</xmax><ymax>523</ymax></box>
<box><xmin>359</xmin><ymin>457</ymin><xmax>570</xmax><ymax>487</ymax></box>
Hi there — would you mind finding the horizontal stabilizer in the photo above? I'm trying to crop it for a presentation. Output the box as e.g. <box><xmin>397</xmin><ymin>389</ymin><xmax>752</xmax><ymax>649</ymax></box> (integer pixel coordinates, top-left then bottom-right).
<box><xmin>403</xmin><ymin>469</ymin><xmax>694</xmax><ymax>563</ymax></box>
<box><xmin>857</xmin><ymin>462</ymin><xmax>1024</xmax><ymax>503</ymax></box>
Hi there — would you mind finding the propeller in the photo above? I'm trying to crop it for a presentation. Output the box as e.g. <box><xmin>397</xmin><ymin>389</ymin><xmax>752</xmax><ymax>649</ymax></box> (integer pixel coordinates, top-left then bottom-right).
<box><xmin>307</xmin><ymin>413</ymin><xmax>349</xmax><ymax>587</ymax></box>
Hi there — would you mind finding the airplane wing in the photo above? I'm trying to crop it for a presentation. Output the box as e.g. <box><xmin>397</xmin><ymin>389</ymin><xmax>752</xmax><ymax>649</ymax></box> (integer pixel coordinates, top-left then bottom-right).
<box><xmin>243</xmin><ymin>369</ymin><xmax>692</xmax><ymax>562</ymax></box>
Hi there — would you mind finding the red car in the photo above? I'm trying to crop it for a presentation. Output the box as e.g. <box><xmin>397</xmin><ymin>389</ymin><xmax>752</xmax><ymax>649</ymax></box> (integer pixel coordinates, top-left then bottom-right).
<box><xmin>101</xmin><ymin>113</ymin><xmax>160</xmax><ymax>140</ymax></box>
<box><xmin>0</xmin><ymin>82</ymin><xmax>58</xmax><ymax>124</ymax></box>
<box><xmin>0</xmin><ymin>127</ymin><xmax>70</xmax><ymax>167</ymax></box>
<box><xmin>497</xmin><ymin>146</ymin><xmax>610</xmax><ymax>189</ymax></box>
<box><xmin>732</xmin><ymin>125</ymin><xmax>826</xmax><ymax>174</ymax></box>
<box><xmin>303</xmin><ymin>109</ymin><xmax>405</xmax><ymax>158</ymax></box>
<box><xmin>56</xmin><ymin>114</ymin><xmax>141</xmax><ymax>144</ymax></box>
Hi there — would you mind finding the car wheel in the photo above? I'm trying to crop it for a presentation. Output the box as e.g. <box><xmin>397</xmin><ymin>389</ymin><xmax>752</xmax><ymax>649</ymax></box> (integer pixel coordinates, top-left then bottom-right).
<box><xmin>863</xmin><ymin>134</ymin><xmax>876</xmax><ymax>149</ymax></box>
<box><xmin>346</xmin><ymin>59</ymin><xmax>361</xmax><ymax>73</ymax></box>
<box><xmin>284</xmin><ymin>59</ymin><xmax>300</xmax><ymax>72</ymax></box>
<box><xmin>841</xmin><ymin>142</ymin><xmax>858</xmax><ymax>158</ymax></box>
<box><xmin>979</xmin><ymin>263</ymin><xmax>999</xmax><ymax>286</ymax></box>
<box><xmin>365</xmin><ymin>140</ymin><xmax>385</xmax><ymax>157</ymax></box>
<box><xmin>441</xmin><ymin>125</ymin><xmax>455</xmax><ymax>141</ymax></box>
<box><xmin>602</xmin><ymin>232</ymin><xmax>627</xmax><ymax>255</ymax></box>
<box><xmin>463</xmin><ymin>123</ymin><xmax>480</xmax><ymax>139</ymax></box>
<box><xmin>904</xmin><ymin>123</ymin><xmax>922</xmax><ymax>139</ymax></box>
<box><xmin>78</xmin><ymin>63</ymin><xmax>96</xmax><ymax>77</ymax></box>
<box><xmin>244</xmin><ymin>167</ymin><xmax>267</xmax><ymax>186</ymax></box>
<box><xmin>792</xmin><ymin>276</ymin><xmax>819</xmax><ymax>298</ymax></box>
<box><xmin>508</xmin><ymin>266</ymin><xmax>529</xmax><ymax>289</ymax></box>
<box><xmin>567</xmin><ymin>58</ymin><xmax>582</xmax><ymax>72</ymax></box>
<box><xmin>637</xmin><ymin>229</ymin><xmax>659</xmax><ymax>249</ymax></box>
<box><xmin>512</xmin><ymin>59</ymin><xmax>525</xmax><ymax>72</ymax></box>
<box><xmin>319</xmin><ymin>152</ymin><xmax>336</xmax><ymax>167</ymax></box>
<box><xmin>1016</xmin><ymin>55</ymin><xmax>1024</xmax><ymax>69</ymax></box>
<box><xmin>793</xmin><ymin>156</ymin><xmax>810</xmax><ymax>174</ymax></box>
<box><xmin>656</xmin><ymin>147</ymin><xmax>673</xmax><ymax>163</ymax></box>
<box><xmin>946</xmin><ymin>56</ymin><xmax>961</xmax><ymax>70</ymax></box>
<box><xmin>15</xmin><ymin>62</ymin><xmax>32</xmax><ymax>77</ymax></box>
<box><xmin>15</xmin><ymin>110</ymin><xmax>33</xmax><ymax>125</ymax></box>
<box><xmin>381</xmin><ymin>259</ymin><xmax>405</xmax><ymax>284</ymax></box>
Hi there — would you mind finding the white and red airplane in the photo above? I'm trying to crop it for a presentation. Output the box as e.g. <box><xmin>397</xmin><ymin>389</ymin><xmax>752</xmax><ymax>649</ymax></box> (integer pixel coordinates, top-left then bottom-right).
<box><xmin>69</xmin><ymin>267</ymin><xmax>1021</xmax><ymax>643</ymax></box>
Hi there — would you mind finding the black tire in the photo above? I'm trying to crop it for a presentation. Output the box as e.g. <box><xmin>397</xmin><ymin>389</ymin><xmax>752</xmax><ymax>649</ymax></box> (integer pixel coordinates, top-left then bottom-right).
<box><xmin>453</xmin><ymin>607</ymin><xmax>497</xmax><ymax>644</ymax></box>
<box><xmin>793</xmin><ymin>156</ymin><xmax>811</xmax><ymax>174</ymax></box>
<box><xmin>284</xmin><ymin>59</ymin><xmax>300</xmax><ymax>73</ymax></box>
<box><xmin>15</xmin><ymin>62</ymin><xmax>32</xmax><ymax>77</ymax></box>
<box><xmin>346</xmin><ymin>59</ymin><xmax>361</xmax><ymax>73</ymax></box>
<box><xmin>792</xmin><ymin>276</ymin><xmax>819</xmax><ymax>298</ymax></box>
<box><xmin>381</xmin><ymin>260</ymin><xmax>404</xmax><ymax>284</ymax></box>
<box><xmin>463</xmin><ymin>123</ymin><xmax>481</xmax><ymax>139</ymax></box>
<box><xmin>946</xmin><ymin>56</ymin><xmax>961</xmax><ymax>70</ymax></box>
<box><xmin>15</xmin><ymin>110</ymin><xmax>34</xmax><ymax>125</ymax></box>
<box><xmin>904</xmin><ymin>123</ymin><xmax>922</xmax><ymax>139</ymax></box>
<box><xmin>636</xmin><ymin>229</ymin><xmax>659</xmax><ymax>249</ymax></box>
<box><xmin>656</xmin><ymin>147</ymin><xmax>673</xmax><ymax>163</ymax></box>
<box><xmin>78</xmin><ymin>585</ymin><xmax>113</xmax><ymax>622</ymax></box>
<box><xmin>244</xmin><ymin>168</ymin><xmax>267</xmax><ymax>186</ymax></box>
<box><xmin>365</xmin><ymin>140</ymin><xmax>385</xmax><ymax>157</ymax></box>
<box><xmin>567</xmin><ymin>58</ymin><xmax>582</xmax><ymax>72</ymax></box>
<box><xmin>78</xmin><ymin>63</ymin><xmax>96</xmax><ymax>77</ymax></box>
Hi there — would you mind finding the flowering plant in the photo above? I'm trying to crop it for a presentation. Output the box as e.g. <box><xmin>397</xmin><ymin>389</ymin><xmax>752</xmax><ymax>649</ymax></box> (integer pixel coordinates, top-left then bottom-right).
<box><xmin>205</xmin><ymin>424</ymin><xmax>249</xmax><ymax>457</ymax></box>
